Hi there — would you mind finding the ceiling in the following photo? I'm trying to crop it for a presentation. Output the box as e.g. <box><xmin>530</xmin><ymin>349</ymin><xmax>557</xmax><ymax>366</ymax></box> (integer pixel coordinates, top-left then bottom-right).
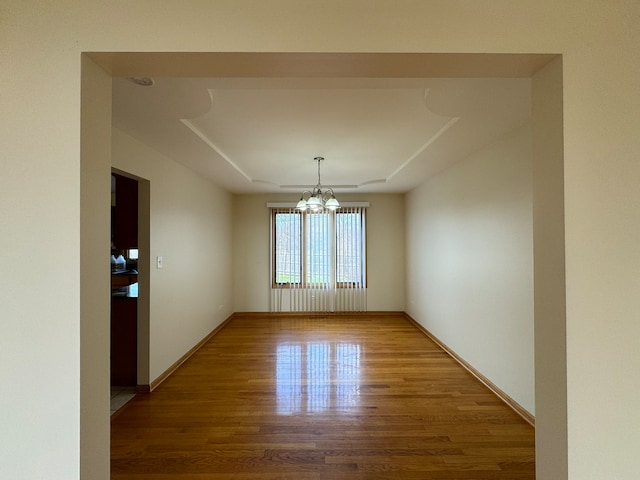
<box><xmin>110</xmin><ymin>54</ymin><xmax>538</xmax><ymax>195</ymax></box>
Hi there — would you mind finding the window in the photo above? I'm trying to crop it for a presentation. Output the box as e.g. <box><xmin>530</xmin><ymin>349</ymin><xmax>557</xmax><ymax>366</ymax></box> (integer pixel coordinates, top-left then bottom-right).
<box><xmin>272</xmin><ymin>207</ymin><xmax>366</xmax><ymax>288</ymax></box>
<box><xmin>273</xmin><ymin>212</ymin><xmax>302</xmax><ymax>284</ymax></box>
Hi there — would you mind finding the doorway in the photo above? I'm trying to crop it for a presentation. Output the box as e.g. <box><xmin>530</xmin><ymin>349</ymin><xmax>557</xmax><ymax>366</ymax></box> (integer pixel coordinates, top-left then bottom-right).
<box><xmin>110</xmin><ymin>172</ymin><xmax>139</xmax><ymax>414</ymax></box>
<box><xmin>80</xmin><ymin>51</ymin><xmax>566</xmax><ymax>479</ymax></box>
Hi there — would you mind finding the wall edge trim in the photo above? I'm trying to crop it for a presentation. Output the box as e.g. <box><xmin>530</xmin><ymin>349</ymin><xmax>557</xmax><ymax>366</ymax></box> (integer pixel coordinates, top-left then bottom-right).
<box><xmin>404</xmin><ymin>313</ymin><xmax>535</xmax><ymax>427</ymax></box>
<box><xmin>234</xmin><ymin>310</ymin><xmax>403</xmax><ymax>317</ymax></box>
<box><xmin>136</xmin><ymin>311</ymin><xmax>534</xmax><ymax>428</ymax></box>
<box><xmin>138</xmin><ymin>313</ymin><xmax>236</xmax><ymax>393</ymax></box>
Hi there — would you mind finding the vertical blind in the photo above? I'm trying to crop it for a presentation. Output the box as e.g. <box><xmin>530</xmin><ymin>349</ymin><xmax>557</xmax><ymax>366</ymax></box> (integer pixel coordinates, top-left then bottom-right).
<box><xmin>270</xmin><ymin>204</ymin><xmax>367</xmax><ymax>312</ymax></box>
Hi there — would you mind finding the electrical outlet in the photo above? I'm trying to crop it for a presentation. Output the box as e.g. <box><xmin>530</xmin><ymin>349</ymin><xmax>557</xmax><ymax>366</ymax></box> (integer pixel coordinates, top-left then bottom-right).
<box><xmin>156</xmin><ymin>256</ymin><xmax>163</xmax><ymax>269</ymax></box>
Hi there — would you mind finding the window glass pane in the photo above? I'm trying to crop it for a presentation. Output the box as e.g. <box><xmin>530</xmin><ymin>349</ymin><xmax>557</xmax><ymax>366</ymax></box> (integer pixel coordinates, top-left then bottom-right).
<box><xmin>305</xmin><ymin>213</ymin><xmax>330</xmax><ymax>284</ymax></box>
<box><xmin>336</xmin><ymin>212</ymin><xmax>362</xmax><ymax>283</ymax></box>
<box><xmin>274</xmin><ymin>212</ymin><xmax>301</xmax><ymax>283</ymax></box>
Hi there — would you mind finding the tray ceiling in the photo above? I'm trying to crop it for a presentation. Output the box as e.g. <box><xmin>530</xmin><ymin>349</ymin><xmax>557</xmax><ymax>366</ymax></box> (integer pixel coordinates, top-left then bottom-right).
<box><xmin>112</xmin><ymin>76</ymin><xmax>531</xmax><ymax>194</ymax></box>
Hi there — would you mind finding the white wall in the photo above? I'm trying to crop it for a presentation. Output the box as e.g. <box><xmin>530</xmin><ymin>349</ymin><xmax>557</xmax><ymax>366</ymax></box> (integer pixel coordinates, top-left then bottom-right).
<box><xmin>406</xmin><ymin>123</ymin><xmax>534</xmax><ymax>414</ymax></box>
<box><xmin>3</xmin><ymin>2</ymin><xmax>639</xmax><ymax>479</ymax></box>
<box><xmin>112</xmin><ymin>128</ymin><xmax>234</xmax><ymax>382</ymax></box>
<box><xmin>233</xmin><ymin>194</ymin><xmax>405</xmax><ymax>312</ymax></box>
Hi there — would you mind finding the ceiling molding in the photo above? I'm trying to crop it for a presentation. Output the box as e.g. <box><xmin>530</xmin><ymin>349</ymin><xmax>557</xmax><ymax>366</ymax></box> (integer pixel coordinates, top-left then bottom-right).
<box><xmin>386</xmin><ymin>116</ymin><xmax>460</xmax><ymax>182</ymax></box>
<box><xmin>180</xmin><ymin>118</ymin><xmax>253</xmax><ymax>183</ymax></box>
<box><xmin>90</xmin><ymin>52</ymin><xmax>557</xmax><ymax>78</ymax></box>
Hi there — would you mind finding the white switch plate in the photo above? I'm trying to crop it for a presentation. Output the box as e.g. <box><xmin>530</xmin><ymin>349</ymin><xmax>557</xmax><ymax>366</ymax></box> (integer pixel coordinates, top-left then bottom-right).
<box><xmin>156</xmin><ymin>256</ymin><xmax>163</xmax><ymax>269</ymax></box>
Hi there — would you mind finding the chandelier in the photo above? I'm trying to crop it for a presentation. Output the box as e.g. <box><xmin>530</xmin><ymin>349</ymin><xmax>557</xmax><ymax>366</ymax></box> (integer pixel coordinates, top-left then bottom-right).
<box><xmin>295</xmin><ymin>157</ymin><xmax>340</xmax><ymax>212</ymax></box>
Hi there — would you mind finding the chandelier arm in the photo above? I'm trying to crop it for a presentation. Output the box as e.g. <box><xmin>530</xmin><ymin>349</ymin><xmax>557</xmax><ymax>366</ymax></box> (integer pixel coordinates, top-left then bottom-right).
<box><xmin>321</xmin><ymin>188</ymin><xmax>334</xmax><ymax>202</ymax></box>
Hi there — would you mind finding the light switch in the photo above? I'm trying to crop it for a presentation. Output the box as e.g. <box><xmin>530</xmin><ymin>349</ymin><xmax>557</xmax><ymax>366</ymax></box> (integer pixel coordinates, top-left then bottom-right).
<box><xmin>156</xmin><ymin>256</ymin><xmax>163</xmax><ymax>269</ymax></box>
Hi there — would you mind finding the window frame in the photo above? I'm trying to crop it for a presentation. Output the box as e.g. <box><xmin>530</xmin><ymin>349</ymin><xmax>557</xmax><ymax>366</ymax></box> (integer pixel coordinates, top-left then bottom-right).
<box><xmin>271</xmin><ymin>208</ymin><xmax>366</xmax><ymax>289</ymax></box>
<box><xmin>272</xmin><ymin>209</ymin><xmax>303</xmax><ymax>287</ymax></box>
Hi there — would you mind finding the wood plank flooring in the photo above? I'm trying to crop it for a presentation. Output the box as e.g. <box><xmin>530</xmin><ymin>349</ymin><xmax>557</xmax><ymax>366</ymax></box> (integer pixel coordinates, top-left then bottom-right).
<box><xmin>111</xmin><ymin>314</ymin><xmax>535</xmax><ymax>479</ymax></box>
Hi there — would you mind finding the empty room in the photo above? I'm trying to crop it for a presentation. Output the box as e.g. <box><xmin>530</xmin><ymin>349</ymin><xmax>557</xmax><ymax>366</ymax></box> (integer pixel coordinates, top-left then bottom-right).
<box><xmin>4</xmin><ymin>3</ymin><xmax>638</xmax><ymax>480</ymax></box>
<box><xmin>107</xmin><ymin>54</ymin><xmax>545</xmax><ymax>478</ymax></box>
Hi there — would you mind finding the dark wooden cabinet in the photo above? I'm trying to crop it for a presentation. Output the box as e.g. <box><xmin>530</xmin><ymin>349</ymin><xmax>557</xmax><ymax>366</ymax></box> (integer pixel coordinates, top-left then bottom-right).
<box><xmin>111</xmin><ymin>297</ymin><xmax>137</xmax><ymax>386</ymax></box>
<box><xmin>112</xmin><ymin>272</ymin><xmax>138</xmax><ymax>289</ymax></box>
<box><xmin>112</xmin><ymin>173</ymin><xmax>138</xmax><ymax>249</ymax></box>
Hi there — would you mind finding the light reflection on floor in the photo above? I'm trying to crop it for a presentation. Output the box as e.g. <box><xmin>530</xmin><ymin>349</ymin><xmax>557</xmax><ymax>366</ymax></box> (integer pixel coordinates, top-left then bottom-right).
<box><xmin>276</xmin><ymin>341</ymin><xmax>361</xmax><ymax>415</ymax></box>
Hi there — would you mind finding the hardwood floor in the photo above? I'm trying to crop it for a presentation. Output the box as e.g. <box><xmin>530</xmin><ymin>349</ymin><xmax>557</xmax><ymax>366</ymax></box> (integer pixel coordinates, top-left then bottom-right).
<box><xmin>111</xmin><ymin>314</ymin><xmax>535</xmax><ymax>479</ymax></box>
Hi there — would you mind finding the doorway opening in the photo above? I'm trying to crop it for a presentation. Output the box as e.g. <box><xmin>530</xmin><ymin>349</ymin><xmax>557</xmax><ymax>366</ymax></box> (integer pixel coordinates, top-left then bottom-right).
<box><xmin>109</xmin><ymin>170</ymin><xmax>151</xmax><ymax>414</ymax></box>
<box><xmin>110</xmin><ymin>172</ymin><xmax>138</xmax><ymax>414</ymax></box>
<box><xmin>80</xmin><ymin>51</ymin><xmax>566</xmax><ymax>478</ymax></box>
